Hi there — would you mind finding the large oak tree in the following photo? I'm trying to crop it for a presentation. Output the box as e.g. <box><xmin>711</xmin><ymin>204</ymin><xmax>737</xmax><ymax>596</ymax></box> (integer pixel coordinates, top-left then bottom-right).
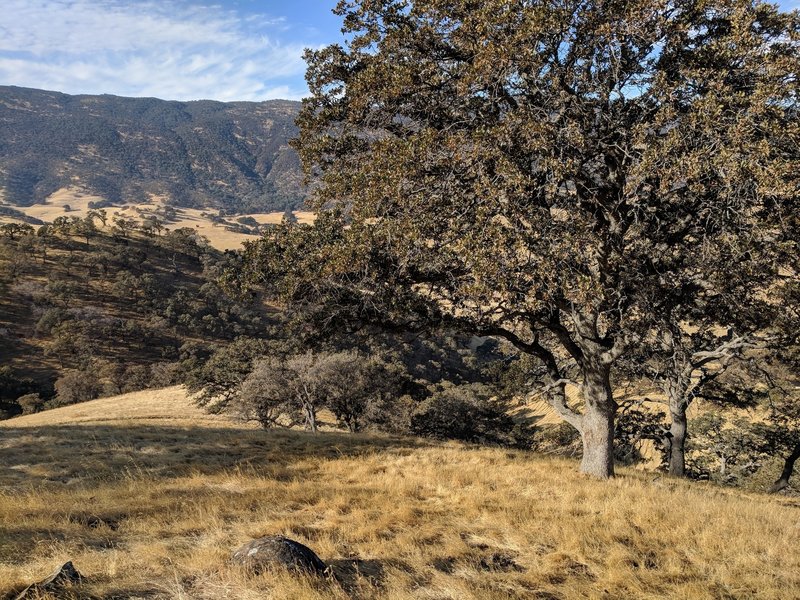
<box><xmin>243</xmin><ymin>0</ymin><xmax>798</xmax><ymax>478</ymax></box>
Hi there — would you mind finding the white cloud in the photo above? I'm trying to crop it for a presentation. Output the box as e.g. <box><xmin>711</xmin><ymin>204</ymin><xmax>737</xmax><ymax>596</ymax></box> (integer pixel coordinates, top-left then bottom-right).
<box><xmin>0</xmin><ymin>0</ymin><xmax>309</xmax><ymax>101</ymax></box>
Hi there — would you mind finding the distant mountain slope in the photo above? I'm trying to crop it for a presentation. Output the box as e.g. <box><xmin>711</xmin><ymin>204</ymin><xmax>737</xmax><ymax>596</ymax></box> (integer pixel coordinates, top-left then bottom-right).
<box><xmin>0</xmin><ymin>86</ymin><xmax>306</xmax><ymax>212</ymax></box>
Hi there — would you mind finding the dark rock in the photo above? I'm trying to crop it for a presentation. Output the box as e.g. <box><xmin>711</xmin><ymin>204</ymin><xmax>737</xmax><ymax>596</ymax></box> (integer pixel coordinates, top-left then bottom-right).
<box><xmin>14</xmin><ymin>561</ymin><xmax>83</xmax><ymax>599</ymax></box>
<box><xmin>232</xmin><ymin>536</ymin><xmax>327</xmax><ymax>575</ymax></box>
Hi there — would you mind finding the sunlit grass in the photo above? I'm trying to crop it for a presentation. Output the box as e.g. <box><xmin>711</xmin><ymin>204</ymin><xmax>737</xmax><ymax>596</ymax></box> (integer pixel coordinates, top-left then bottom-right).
<box><xmin>1</xmin><ymin>388</ymin><xmax>798</xmax><ymax>599</ymax></box>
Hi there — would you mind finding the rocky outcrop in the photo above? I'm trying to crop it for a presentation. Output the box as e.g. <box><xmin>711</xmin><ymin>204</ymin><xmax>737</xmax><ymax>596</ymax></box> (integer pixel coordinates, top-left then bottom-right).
<box><xmin>232</xmin><ymin>535</ymin><xmax>327</xmax><ymax>575</ymax></box>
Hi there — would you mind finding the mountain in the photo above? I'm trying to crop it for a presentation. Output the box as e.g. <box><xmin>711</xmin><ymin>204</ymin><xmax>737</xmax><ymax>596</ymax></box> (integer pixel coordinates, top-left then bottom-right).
<box><xmin>0</xmin><ymin>86</ymin><xmax>306</xmax><ymax>212</ymax></box>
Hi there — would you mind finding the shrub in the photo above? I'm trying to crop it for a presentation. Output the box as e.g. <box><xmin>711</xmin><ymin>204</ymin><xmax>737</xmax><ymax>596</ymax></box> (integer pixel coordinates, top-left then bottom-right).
<box><xmin>0</xmin><ymin>367</ymin><xmax>40</xmax><ymax>419</ymax></box>
<box><xmin>17</xmin><ymin>393</ymin><xmax>44</xmax><ymax>415</ymax></box>
<box><xmin>410</xmin><ymin>383</ymin><xmax>533</xmax><ymax>448</ymax></box>
<box><xmin>53</xmin><ymin>370</ymin><xmax>102</xmax><ymax>406</ymax></box>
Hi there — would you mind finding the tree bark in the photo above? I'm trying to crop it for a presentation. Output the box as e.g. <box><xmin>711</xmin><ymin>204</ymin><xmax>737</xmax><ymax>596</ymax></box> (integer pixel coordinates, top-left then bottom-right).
<box><xmin>769</xmin><ymin>442</ymin><xmax>800</xmax><ymax>493</ymax></box>
<box><xmin>305</xmin><ymin>405</ymin><xmax>317</xmax><ymax>433</ymax></box>
<box><xmin>579</xmin><ymin>365</ymin><xmax>615</xmax><ymax>478</ymax></box>
<box><xmin>667</xmin><ymin>407</ymin><xmax>688</xmax><ymax>477</ymax></box>
<box><xmin>300</xmin><ymin>398</ymin><xmax>318</xmax><ymax>433</ymax></box>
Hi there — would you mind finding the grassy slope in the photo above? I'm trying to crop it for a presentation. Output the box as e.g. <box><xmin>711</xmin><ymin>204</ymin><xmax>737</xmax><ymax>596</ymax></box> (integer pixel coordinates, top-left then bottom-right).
<box><xmin>0</xmin><ymin>187</ymin><xmax>315</xmax><ymax>251</ymax></box>
<box><xmin>1</xmin><ymin>388</ymin><xmax>798</xmax><ymax>599</ymax></box>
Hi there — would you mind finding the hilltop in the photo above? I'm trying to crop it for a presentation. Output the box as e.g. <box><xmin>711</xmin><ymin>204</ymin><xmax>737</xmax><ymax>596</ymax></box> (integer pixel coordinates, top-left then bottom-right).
<box><xmin>1</xmin><ymin>386</ymin><xmax>798</xmax><ymax>599</ymax></box>
<box><xmin>0</xmin><ymin>86</ymin><xmax>305</xmax><ymax>212</ymax></box>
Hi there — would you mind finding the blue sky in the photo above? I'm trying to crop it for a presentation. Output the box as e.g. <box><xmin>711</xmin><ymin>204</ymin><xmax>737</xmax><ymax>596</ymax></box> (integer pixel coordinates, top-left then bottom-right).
<box><xmin>0</xmin><ymin>0</ymin><xmax>341</xmax><ymax>101</ymax></box>
<box><xmin>1</xmin><ymin>0</ymin><xmax>797</xmax><ymax>102</ymax></box>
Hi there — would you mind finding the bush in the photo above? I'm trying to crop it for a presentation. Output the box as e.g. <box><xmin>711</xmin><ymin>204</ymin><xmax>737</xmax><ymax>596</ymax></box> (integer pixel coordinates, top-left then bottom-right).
<box><xmin>0</xmin><ymin>366</ymin><xmax>38</xmax><ymax>401</ymax></box>
<box><xmin>410</xmin><ymin>383</ymin><xmax>533</xmax><ymax>448</ymax></box>
<box><xmin>17</xmin><ymin>393</ymin><xmax>44</xmax><ymax>415</ymax></box>
<box><xmin>53</xmin><ymin>370</ymin><xmax>102</xmax><ymax>406</ymax></box>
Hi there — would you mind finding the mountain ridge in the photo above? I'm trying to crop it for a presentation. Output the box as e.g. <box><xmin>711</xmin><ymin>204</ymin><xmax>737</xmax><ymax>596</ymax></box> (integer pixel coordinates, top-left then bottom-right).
<box><xmin>0</xmin><ymin>85</ymin><xmax>306</xmax><ymax>212</ymax></box>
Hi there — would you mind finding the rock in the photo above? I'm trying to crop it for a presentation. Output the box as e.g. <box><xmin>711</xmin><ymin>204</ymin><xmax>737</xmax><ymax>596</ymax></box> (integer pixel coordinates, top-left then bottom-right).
<box><xmin>14</xmin><ymin>561</ymin><xmax>83</xmax><ymax>599</ymax></box>
<box><xmin>232</xmin><ymin>535</ymin><xmax>327</xmax><ymax>575</ymax></box>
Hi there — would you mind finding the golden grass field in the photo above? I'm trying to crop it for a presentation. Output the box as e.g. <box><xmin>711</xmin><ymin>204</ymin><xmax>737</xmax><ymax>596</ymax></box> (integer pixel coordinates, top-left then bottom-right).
<box><xmin>0</xmin><ymin>187</ymin><xmax>315</xmax><ymax>251</ymax></box>
<box><xmin>1</xmin><ymin>387</ymin><xmax>798</xmax><ymax>599</ymax></box>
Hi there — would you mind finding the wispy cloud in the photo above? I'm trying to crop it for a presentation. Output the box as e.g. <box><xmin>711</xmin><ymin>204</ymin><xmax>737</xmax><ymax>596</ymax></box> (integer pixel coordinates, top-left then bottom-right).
<box><xmin>0</xmin><ymin>0</ymin><xmax>309</xmax><ymax>101</ymax></box>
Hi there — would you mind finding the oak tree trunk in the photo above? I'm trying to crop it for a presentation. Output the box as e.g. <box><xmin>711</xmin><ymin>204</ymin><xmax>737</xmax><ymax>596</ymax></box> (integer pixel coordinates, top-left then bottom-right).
<box><xmin>579</xmin><ymin>366</ymin><xmax>615</xmax><ymax>479</ymax></box>
<box><xmin>667</xmin><ymin>407</ymin><xmax>688</xmax><ymax>477</ymax></box>
<box><xmin>304</xmin><ymin>404</ymin><xmax>318</xmax><ymax>433</ymax></box>
<box><xmin>769</xmin><ymin>442</ymin><xmax>800</xmax><ymax>494</ymax></box>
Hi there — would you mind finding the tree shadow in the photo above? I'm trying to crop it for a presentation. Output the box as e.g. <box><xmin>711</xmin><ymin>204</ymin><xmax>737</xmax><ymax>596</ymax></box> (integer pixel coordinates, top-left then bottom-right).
<box><xmin>0</xmin><ymin>423</ymin><xmax>433</xmax><ymax>488</ymax></box>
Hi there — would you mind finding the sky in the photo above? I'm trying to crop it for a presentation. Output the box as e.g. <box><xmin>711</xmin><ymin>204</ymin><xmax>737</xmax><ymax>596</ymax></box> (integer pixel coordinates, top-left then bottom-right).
<box><xmin>0</xmin><ymin>0</ymin><xmax>798</xmax><ymax>103</ymax></box>
<box><xmin>0</xmin><ymin>0</ymin><xmax>341</xmax><ymax>102</ymax></box>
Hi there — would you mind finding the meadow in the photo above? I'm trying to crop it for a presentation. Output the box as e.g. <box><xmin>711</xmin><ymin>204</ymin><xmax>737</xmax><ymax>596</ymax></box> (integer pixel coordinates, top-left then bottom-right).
<box><xmin>1</xmin><ymin>387</ymin><xmax>798</xmax><ymax>599</ymax></box>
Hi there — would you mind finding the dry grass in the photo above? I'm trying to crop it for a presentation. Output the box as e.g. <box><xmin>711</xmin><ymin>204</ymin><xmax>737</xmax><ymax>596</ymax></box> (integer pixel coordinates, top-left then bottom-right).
<box><xmin>1</xmin><ymin>388</ymin><xmax>799</xmax><ymax>600</ymax></box>
<box><xmin>0</xmin><ymin>187</ymin><xmax>315</xmax><ymax>251</ymax></box>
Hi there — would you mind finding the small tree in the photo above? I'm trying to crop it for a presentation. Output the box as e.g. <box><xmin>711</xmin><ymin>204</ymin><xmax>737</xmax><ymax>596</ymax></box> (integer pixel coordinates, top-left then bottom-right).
<box><xmin>236</xmin><ymin>351</ymin><xmax>331</xmax><ymax>432</ymax></box>
<box><xmin>17</xmin><ymin>393</ymin><xmax>44</xmax><ymax>415</ymax></box>
<box><xmin>72</xmin><ymin>216</ymin><xmax>98</xmax><ymax>247</ymax></box>
<box><xmin>53</xmin><ymin>369</ymin><xmax>102</xmax><ymax>406</ymax></box>
<box><xmin>185</xmin><ymin>337</ymin><xmax>268</xmax><ymax>412</ymax></box>
<box><xmin>0</xmin><ymin>223</ymin><xmax>34</xmax><ymax>241</ymax></box>
<box><xmin>236</xmin><ymin>350</ymin><xmax>405</xmax><ymax>432</ymax></box>
<box><xmin>411</xmin><ymin>383</ymin><xmax>533</xmax><ymax>448</ymax></box>
<box><xmin>319</xmin><ymin>351</ymin><xmax>406</xmax><ymax>432</ymax></box>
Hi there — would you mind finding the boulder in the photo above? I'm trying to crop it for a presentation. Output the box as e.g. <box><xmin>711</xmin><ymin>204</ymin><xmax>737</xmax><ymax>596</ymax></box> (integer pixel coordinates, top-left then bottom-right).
<box><xmin>14</xmin><ymin>561</ymin><xmax>83</xmax><ymax>599</ymax></box>
<box><xmin>232</xmin><ymin>535</ymin><xmax>327</xmax><ymax>575</ymax></box>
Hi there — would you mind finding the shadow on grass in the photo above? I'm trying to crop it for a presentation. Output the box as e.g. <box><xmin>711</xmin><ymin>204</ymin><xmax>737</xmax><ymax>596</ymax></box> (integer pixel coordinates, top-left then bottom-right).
<box><xmin>0</xmin><ymin>424</ymin><xmax>433</xmax><ymax>488</ymax></box>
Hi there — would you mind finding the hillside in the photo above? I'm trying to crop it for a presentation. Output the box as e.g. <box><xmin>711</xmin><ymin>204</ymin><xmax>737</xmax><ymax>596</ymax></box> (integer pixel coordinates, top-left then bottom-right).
<box><xmin>1</xmin><ymin>387</ymin><xmax>798</xmax><ymax>599</ymax></box>
<box><xmin>0</xmin><ymin>225</ymin><xmax>275</xmax><ymax>415</ymax></box>
<box><xmin>0</xmin><ymin>86</ymin><xmax>305</xmax><ymax>212</ymax></box>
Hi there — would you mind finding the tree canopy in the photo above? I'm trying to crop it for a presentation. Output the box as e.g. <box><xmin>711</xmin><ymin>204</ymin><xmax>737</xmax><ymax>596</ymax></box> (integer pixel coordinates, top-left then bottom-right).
<box><xmin>240</xmin><ymin>0</ymin><xmax>799</xmax><ymax>478</ymax></box>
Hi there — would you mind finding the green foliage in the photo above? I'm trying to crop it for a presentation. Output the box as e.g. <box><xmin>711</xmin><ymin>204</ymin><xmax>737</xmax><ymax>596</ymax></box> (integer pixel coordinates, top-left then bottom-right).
<box><xmin>0</xmin><ymin>223</ymin><xmax>35</xmax><ymax>240</ymax></box>
<box><xmin>235</xmin><ymin>349</ymin><xmax>409</xmax><ymax>432</ymax></box>
<box><xmin>687</xmin><ymin>412</ymin><xmax>768</xmax><ymax>484</ymax></box>
<box><xmin>0</xmin><ymin>226</ymin><xmax>274</xmax><ymax>418</ymax></box>
<box><xmin>185</xmin><ymin>337</ymin><xmax>270</xmax><ymax>413</ymax></box>
<box><xmin>0</xmin><ymin>366</ymin><xmax>40</xmax><ymax>418</ymax></box>
<box><xmin>256</xmin><ymin>0</ymin><xmax>800</xmax><ymax>477</ymax></box>
<box><xmin>410</xmin><ymin>383</ymin><xmax>533</xmax><ymax>448</ymax></box>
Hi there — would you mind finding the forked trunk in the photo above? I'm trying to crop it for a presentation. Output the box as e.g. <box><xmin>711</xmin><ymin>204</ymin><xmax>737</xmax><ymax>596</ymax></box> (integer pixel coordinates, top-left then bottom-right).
<box><xmin>579</xmin><ymin>366</ymin><xmax>615</xmax><ymax>479</ymax></box>
<box><xmin>769</xmin><ymin>442</ymin><xmax>800</xmax><ymax>494</ymax></box>
<box><xmin>305</xmin><ymin>405</ymin><xmax>318</xmax><ymax>433</ymax></box>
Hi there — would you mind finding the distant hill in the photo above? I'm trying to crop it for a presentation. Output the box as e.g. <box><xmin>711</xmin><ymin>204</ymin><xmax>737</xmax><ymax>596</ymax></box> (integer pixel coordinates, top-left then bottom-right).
<box><xmin>0</xmin><ymin>86</ymin><xmax>306</xmax><ymax>212</ymax></box>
